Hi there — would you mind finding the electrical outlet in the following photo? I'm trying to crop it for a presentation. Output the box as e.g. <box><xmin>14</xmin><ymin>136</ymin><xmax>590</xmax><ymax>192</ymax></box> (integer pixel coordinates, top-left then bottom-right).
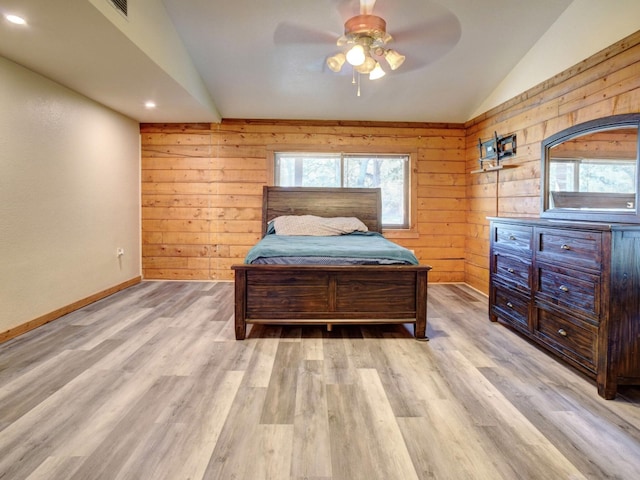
<box><xmin>116</xmin><ymin>248</ymin><xmax>125</xmax><ymax>257</ymax></box>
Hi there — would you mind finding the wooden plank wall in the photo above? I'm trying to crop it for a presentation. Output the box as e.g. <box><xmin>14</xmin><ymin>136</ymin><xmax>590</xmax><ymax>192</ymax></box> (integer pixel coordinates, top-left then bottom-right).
<box><xmin>141</xmin><ymin>121</ymin><xmax>466</xmax><ymax>282</ymax></box>
<box><xmin>552</xmin><ymin>129</ymin><xmax>637</xmax><ymax>159</ymax></box>
<box><xmin>465</xmin><ymin>30</ymin><xmax>640</xmax><ymax>294</ymax></box>
<box><xmin>141</xmin><ymin>30</ymin><xmax>640</xmax><ymax>290</ymax></box>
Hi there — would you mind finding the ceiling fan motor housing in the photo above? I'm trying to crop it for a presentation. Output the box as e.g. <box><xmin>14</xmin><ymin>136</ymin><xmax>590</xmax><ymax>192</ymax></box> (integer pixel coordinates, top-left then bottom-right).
<box><xmin>344</xmin><ymin>14</ymin><xmax>388</xmax><ymax>43</ymax></box>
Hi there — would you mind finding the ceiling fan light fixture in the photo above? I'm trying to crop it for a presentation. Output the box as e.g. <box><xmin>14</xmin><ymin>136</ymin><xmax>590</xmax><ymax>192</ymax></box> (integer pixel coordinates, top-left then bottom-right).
<box><xmin>346</xmin><ymin>44</ymin><xmax>366</xmax><ymax>66</ymax></box>
<box><xmin>327</xmin><ymin>52</ymin><xmax>346</xmax><ymax>72</ymax></box>
<box><xmin>327</xmin><ymin>1</ymin><xmax>404</xmax><ymax>95</ymax></box>
<box><xmin>369</xmin><ymin>62</ymin><xmax>386</xmax><ymax>80</ymax></box>
<box><xmin>355</xmin><ymin>56</ymin><xmax>376</xmax><ymax>74</ymax></box>
<box><xmin>384</xmin><ymin>49</ymin><xmax>405</xmax><ymax>70</ymax></box>
<box><xmin>381</xmin><ymin>32</ymin><xmax>393</xmax><ymax>44</ymax></box>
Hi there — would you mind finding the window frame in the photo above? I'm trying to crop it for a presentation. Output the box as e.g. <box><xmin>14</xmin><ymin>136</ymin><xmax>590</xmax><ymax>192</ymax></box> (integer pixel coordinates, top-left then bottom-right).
<box><xmin>267</xmin><ymin>146</ymin><xmax>418</xmax><ymax>237</ymax></box>
<box><xmin>549</xmin><ymin>157</ymin><xmax>636</xmax><ymax>193</ymax></box>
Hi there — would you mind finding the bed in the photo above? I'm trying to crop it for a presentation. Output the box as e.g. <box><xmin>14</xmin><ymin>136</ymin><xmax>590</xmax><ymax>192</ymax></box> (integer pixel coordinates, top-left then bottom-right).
<box><xmin>231</xmin><ymin>186</ymin><xmax>432</xmax><ymax>340</ymax></box>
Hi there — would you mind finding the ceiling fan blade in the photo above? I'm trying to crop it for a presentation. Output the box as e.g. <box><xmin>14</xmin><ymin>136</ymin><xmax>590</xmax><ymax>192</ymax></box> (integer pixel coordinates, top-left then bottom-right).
<box><xmin>330</xmin><ymin>0</ymin><xmax>355</xmax><ymax>20</ymax></box>
<box><xmin>389</xmin><ymin>13</ymin><xmax>462</xmax><ymax>73</ymax></box>
<box><xmin>393</xmin><ymin>13</ymin><xmax>461</xmax><ymax>47</ymax></box>
<box><xmin>274</xmin><ymin>21</ymin><xmax>338</xmax><ymax>45</ymax></box>
<box><xmin>360</xmin><ymin>0</ymin><xmax>376</xmax><ymax>15</ymax></box>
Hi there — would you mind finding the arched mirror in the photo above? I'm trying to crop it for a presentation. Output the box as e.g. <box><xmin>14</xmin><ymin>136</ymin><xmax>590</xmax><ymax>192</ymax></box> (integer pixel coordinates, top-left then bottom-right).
<box><xmin>541</xmin><ymin>113</ymin><xmax>640</xmax><ymax>223</ymax></box>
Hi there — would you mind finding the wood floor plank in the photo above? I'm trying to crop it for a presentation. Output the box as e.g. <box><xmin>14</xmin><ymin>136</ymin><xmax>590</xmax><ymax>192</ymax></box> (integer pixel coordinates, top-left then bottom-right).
<box><xmin>428</xmin><ymin>350</ymin><xmax>586</xmax><ymax>477</ymax></box>
<box><xmin>0</xmin><ymin>324</ymin><xmax>85</xmax><ymax>384</ymax></box>
<box><xmin>322</xmin><ymin>332</ymin><xmax>360</xmax><ymax>385</ymax></box>
<box><xmin>24</xmin><ymin>456</ymin><xmax>84</xmax><ymax>480</ymax></box>
<box><xmin>114</xmin><ymin>369</ymin><xmax>244</xmax><ymax>480</ymax></box>
<box><xmin>356</xmin><ymin>368</ymin><xmax>420</xmax><ymax>480</ymax></box>
<box><xmin>326</xmin><ymin>382</ymin><xmax>381</xmax><ymax>480</ymax></box>
<box><xmin>547</xmin><ymin>409</ymin><xmax>640</xmax><ymax>478</ymax></box>
<box><xmin>0</xmin><ymin>367</ymin><xmax>136</xmax><ymax>478</ymax></box>
<box><xmin>202</xmin><ymin>385</ymin><xmax>268</xmax><ymax>479</ymax></box>
<box><xmin>72</xmin><ymin>308</ymin><xmax>153</xmax><ymax>350</ymax></box>
<box><xmin>397</xmin><ymin>405</ymin><xmax>506</xmax><ymax>480</ymax></box>
<box><xmin>253</xmin><ymin>424</ymin><xmax>295</xmax><ymax>480</ymax></box>
<box><xmin>1</xmin><ymin>281</ymin><xmax>639</xmax><ymax>479</ymax></box>
<box><xmin>67</xmin><ymin>375</ymin><xmax>194</xmax><ymax>480</ymax></box>
<box><xmin>261</xmin><ymin>342</ymin><xmax>302</xmax><ymax>425</ymax></box>
<box><xmin>301</xmin><ymin>327</ymin><xmax>326</xmax><ymax>361</ymax></box>
<box><xmin>368</xmin><ymin>338</ymin><xmax>438</xmax><ymax>417</ymax></box>
<box><xmin>240</xmin><ymin>337</ymin><xmax>280</xmax><ymax>388</ymax></box>
<box><xmin>181</xmin><ymin>370</ymin><xmax>246</xmax><ymax>480</ymax></box>
<box><xmin>290</xmin><ymin>360</ymin><xmax>332</xmax><ymax>479</ymax></box>
<box><xmin>0</xmin><ymin>340</ymin><xmax>121</xmax><ymax>430</ymax></box>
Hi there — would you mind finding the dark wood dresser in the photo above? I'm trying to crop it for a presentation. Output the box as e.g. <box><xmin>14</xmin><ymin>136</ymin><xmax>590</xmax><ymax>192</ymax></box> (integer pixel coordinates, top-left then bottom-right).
<box><xmin>488</xmin><ymin>217</ymin><xmax>640</xmax><ymax>399</ymax></box>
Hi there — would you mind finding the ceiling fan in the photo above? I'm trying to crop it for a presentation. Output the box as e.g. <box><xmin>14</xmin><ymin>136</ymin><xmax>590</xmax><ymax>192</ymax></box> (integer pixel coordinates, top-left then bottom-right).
<box><xmin>326</xmin><ymin>0</ymin><xmax>405</xmax><ymax>93</ymax></box>
<box><xmin>273</xmin><ymin>0</ymin><xmax>461</xmax><ymax>96</ymax></box>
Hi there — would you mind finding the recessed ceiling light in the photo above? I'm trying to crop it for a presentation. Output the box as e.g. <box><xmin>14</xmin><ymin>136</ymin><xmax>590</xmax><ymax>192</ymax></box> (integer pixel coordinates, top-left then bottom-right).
<box><xmin>144</xmin><ymin>101</ymin><xmax>156</xmax><ymax>109</ymax></box>
<box><xmin>5</xmin><ymin>14</ymin><xmax>26</xmax><ymax>25</ymax></box>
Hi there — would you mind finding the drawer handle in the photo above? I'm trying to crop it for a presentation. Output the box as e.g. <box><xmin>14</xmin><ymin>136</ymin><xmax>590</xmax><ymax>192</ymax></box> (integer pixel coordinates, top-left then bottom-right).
<box><xmin>559</xmin><ymin>285</ymin><xmax>569</xmax><ymax>292</ymax></box>
<box><xmin>561</xmin><ymin>244</ymin><xmax>571</xmax><ymax>250</ymax></box>
<box><xmin>558</xmin><ymin>328</ymin><xmax>568</xmax><ymax>337</ymax></box>
<box><xmin>509</xmin><ymin>235</ymin><xmax>516</xmax><ymax>241</ymax></box>
<box><xmin>506</xmin><ymin>302</ymin><xmax>514</xmax><ymax>308</ymax></box>
<box><xmin>507</xmin><ymin>268</ymin><xmax>515</xmax><ymax>273</ymax></box>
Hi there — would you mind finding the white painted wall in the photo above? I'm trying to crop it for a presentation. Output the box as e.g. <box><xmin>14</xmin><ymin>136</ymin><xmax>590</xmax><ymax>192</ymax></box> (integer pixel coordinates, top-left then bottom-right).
<box><xmin>472</xmin><ymin>0</ymin><xmax>640</xmax><ymax>118</ymax></box>
<box><xmin>0</xmin><ymin>56</ymin><xmax>141</xmax><ymax>334</ymax></box>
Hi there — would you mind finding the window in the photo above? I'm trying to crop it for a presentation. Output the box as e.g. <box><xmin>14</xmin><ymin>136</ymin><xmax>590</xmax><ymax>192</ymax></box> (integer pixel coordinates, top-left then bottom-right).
<box><xmin>550</xmin><ymin>158</ymin><xmax>636</xmax><ymax>193</ymax></box>
<box><xmin>274</xmin><ymin>152</ymin><xmax>410</xmax><ymax>228</ymax></box>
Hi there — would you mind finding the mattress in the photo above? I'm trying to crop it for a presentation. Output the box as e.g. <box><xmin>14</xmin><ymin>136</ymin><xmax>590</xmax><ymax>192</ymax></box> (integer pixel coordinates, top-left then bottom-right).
<box><xmin>244</xmin><ymin>232</ymin><xmax>419</xmax><ymax>265</ymax></box>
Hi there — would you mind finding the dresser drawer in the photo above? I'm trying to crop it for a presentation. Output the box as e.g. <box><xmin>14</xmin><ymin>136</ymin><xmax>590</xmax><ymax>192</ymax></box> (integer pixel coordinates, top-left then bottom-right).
<box><xmin>493</xmin><ymin>223</ymin><xmax>533</xmax><ymax>253</ymax></box>
<box><xmin>535</xmin><ymin>307</ymin><xmax>597</xmax><ymax>371</ymax></box>
<box><xmin>492</xmin><ymin>286</ymin><xmax>530</xmax><ymax>331</ymax></box>
<box><xmin>535</xmin><ymin>227</ymin><xmax>602</xmax><ymax>270</ymax></box>
<box><xmin>535</xmin><ymin>263</ymin><xmax>600</xmax><ymax>319</ymax></box>
<box><xmin>491</xmin><ymin>250</ymin><xmax>531</xmax><ymax>291</ymax></box>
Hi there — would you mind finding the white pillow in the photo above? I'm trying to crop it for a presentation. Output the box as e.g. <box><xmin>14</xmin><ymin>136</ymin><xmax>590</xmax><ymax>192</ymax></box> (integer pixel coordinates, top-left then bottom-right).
<box><xmin>272</xmin><ymin>215</ymin><xmax>368</xmax><ymax>236</ymax></box>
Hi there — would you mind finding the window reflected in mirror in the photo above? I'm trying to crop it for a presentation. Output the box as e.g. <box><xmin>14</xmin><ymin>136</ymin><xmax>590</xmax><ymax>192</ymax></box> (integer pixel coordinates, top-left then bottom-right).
<box><xmin>547</xmin><ymin>126</ymin><xmax>638</xmax><ymax>212</ymax></box>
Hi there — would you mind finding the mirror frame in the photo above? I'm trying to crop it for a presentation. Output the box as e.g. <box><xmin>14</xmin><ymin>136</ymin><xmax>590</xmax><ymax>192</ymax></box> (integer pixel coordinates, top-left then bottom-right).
<box><xmin>541</xmin><ymin>113</ymin><xmax>640</xmax><ymax>223</ymax></box>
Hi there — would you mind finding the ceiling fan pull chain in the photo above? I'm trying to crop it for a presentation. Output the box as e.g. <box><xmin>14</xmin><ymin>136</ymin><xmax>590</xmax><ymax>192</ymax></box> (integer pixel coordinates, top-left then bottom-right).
<box><xmin>357</xmin><ymin>73</ymin><xmax>361</xmax><ymax>97</ymax></box>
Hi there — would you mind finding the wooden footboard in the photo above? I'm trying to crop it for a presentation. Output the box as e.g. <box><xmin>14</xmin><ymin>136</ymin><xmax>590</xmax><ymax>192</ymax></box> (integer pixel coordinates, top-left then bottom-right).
<box><xmin>232</xmin><ymin>264</ymin><xmax>431</xmax><ymax>340</ymax></box>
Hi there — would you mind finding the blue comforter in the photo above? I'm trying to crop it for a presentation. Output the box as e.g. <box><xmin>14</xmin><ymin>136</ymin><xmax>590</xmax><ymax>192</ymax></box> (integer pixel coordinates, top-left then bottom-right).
<box><xmin>245</xmin><ymin>232</ymin><xmax>419</xmax><ymax>265</ymax></box>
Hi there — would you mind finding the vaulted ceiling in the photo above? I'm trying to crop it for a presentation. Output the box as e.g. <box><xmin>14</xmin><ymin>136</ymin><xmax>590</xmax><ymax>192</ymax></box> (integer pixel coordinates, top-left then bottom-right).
<box><xmin>1</xmin><ymin>0</ymin><xmax>636</xmax><ymax>124</ymax></box>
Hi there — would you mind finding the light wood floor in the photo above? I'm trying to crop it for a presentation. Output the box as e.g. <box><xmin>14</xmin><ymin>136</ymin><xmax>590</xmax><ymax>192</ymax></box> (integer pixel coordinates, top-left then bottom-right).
<box><xmin>1</xmin><ymin>282</ymin><xmax>639</xmax><ymax>479</ymax></box>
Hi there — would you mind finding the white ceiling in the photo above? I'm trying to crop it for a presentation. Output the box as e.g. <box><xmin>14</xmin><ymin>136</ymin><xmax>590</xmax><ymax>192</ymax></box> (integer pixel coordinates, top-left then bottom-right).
<box><xmin>0</xmin><ymin>0</ymin><xmax>582</xmax><ymax>123</ymax></box>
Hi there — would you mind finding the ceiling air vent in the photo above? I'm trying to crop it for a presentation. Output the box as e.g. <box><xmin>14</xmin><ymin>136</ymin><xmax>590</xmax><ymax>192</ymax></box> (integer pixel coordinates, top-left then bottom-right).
<box><xmin>108</xmin><ymin>0</ymin><xmax>127</xmax><ymax>17</ymax></box>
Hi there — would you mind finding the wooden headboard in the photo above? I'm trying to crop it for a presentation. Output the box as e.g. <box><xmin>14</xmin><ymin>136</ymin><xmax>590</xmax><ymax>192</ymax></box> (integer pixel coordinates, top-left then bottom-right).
<box><xmin>261</xmin><ymin>186</ymin><xmax>383</xmax><ymax>235</ymax></box>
